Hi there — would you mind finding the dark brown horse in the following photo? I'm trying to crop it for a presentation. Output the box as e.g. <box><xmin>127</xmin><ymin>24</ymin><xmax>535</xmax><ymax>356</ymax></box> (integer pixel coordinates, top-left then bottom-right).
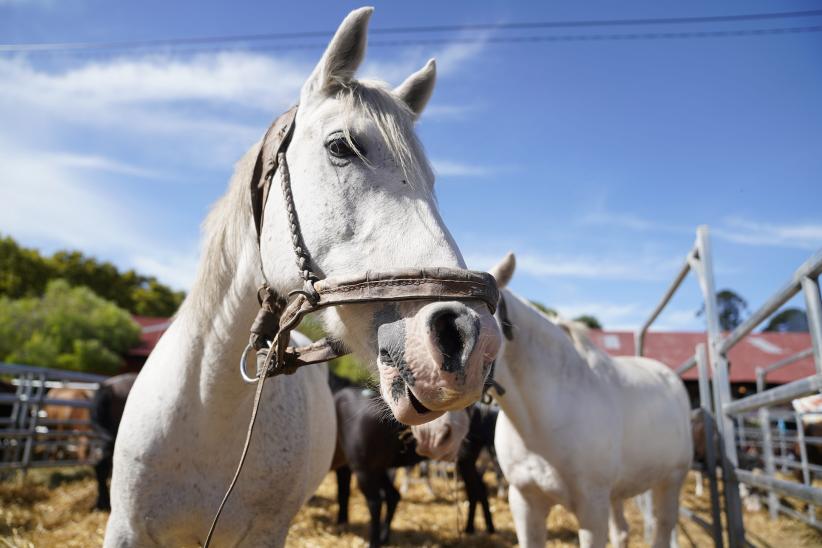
<box><xmin>457</xmin><ymin>404</ymin><xmax>499</xmax><ymax>535</ymax></box>
<box><xmin>331</xmin><ymin>377</ymin><xmax>497</xmax><ymax>547</ymax></box>
<box><xmin>90</xmin><ymin>373</ymin><xmax>137</xmax><ymax>510</ymax></box>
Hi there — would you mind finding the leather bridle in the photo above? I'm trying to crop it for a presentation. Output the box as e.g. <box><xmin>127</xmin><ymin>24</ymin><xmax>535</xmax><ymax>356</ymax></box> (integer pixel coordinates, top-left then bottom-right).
<box><xmin>204</xmin><ymin>104</ymin><xmax>500</xmax><ymax>546</ymax></box>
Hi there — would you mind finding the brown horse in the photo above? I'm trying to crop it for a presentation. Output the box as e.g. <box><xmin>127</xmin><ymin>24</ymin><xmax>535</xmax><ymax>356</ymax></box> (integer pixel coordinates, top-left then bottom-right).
<box><xmin>42</xmin><ymin>387</ymin><xmax>93</xmax><ymax>460</ymax></box>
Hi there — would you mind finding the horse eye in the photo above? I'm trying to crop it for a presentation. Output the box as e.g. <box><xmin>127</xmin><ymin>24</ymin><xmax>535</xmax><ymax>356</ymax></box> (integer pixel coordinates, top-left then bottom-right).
<box><xmin>326</xmin><ymin>137</ymin><xmax>365</xmax><ymax>159</ymax></box>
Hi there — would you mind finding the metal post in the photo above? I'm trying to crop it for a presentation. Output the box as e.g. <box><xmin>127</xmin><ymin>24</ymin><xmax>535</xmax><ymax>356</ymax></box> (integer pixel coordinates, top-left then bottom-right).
<box><xmin>697</xmin><ymin>344</ymin><xmax>724</xmax><ymax>548</ymax></box>
<box><xmin>703</xmin><ymin>409</ymin><xmax>724</xmax><ymax>548</ymax></box>
<box><xmin>779</xmin><ymin>420</ymin><xmax>788</xmax><ymax>474</ymax></box>
<box><xmin>796</xmin><ymin>413</ymin><xmax>816</xmax><ymax>525</ymax></box>
<box><xmin>694</xmin><ymin>225</ymin><xmax>746</xmax><ymax>547</ymax></box>
<box><xmin>697</xmin><ymin>344</ymin><xmax>712</xmax><ymax>414</ymax></box>
<box><xmin>757</xmin><ymin>368</ymin><xmax>779</xmax><ymax>520</ymax></box>
<box><xmin>737</xmin><ymin>416</ymin><xmax>747</xmax><ymax>452</ymax></box>
<box><xmin>802</xmin><ymin>275</ymin><xmax>822</xmax><ymax>375</ymax></box>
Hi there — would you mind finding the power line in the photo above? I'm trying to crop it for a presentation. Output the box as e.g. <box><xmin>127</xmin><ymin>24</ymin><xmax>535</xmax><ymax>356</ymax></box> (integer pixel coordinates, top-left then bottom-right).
<box><xmin>2</xmin><ymin>26</ymin><xmax>820</xmax><ymax>59</ymax></box>
<box><xmin>1</xmin><ymin>9</ymin><xmax>821</xmax><ymax>54</ymax></box>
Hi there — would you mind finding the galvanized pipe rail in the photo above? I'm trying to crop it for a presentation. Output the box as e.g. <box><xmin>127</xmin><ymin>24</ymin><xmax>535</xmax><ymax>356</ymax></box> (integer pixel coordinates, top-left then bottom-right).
<box><xmin>635</xmin><ymin>225</ymin><xmax>745</xmax><ymax>547</ymax></box>
<box><xmin>718</xmin><ymin>249</ymin><xmax>822</xmax><ymax>529</ymax></box>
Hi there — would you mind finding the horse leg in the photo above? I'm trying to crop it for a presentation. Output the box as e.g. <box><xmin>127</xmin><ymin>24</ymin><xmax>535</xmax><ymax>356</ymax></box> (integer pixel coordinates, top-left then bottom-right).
<box><xmin>576</xmin><ymin>491</ymin><xmax>610</xmax><ymax>548</ymax></box>
<box><xmin>94</xmin><ymin>442</ymin><xmax>113</xmax><ymax>511</ymax></box>
<box><xmin>457</xmin><ymin>459</ymin><xmax>477</xmax><ymax>533</ymax></box>
<box><xmin>608</xmin><ymin>498</ymin><xmax>629</xmax><ymax>548</ymax></box>
<box><xmin>476</xmin><ymin>466</ymin><xmax>495</xmax><ymax>534</ymax></box>
<box><xmin>694</xmin><ymin>470</ymin><xmax>704</xmax><ymax>497</ymax></box>
<box><xmin>652</xmin><ymin>476</ymin><xmax>684</xmax><ymax>548</ymax></box>
<box><xmin>380</xmin><ymin>473</ymin><xmax>401</xmax><ymax>545</ymax></box>
<box><xmin>508</xmin><ymin>485</ymin><xmax>549</xmax><ymax>548</ymax></box>
<box><xmin>336</xmin><ymin>466</ymin><xmax>352</xmax><ymax>524</ymax></box>
<box><xmin>356</xmin><ymin>470</ymin><xmax>384</xmax><ymax>548</ymax></box>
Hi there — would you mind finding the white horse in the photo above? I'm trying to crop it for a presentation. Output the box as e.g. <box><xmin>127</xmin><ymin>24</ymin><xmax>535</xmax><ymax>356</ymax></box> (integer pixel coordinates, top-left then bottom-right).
<box><xmin>106</xmin><ymin>8</ymin><xmax>501</xmax><ymax>547</ymax></box>
<box><xmin>489</xmin><ymin>253</ymin><xmax>692</xmax><ymax>548</ymax></box>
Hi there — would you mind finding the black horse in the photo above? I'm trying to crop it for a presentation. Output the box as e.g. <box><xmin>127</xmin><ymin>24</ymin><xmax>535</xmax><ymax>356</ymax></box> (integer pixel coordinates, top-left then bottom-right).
<box><xmin>331</xmin><ymin>379</ymin><xmax>499</xmax><ymax>547</ymax></box>
<box><xmin>457</xmin><ymin>404</ymin><xmax>499</xmax><ymax>535</ymax></box>
<box><xmin>90</xmin><ymin>372</ymin><xmax>137</xmax><ymax>510</ymax></box>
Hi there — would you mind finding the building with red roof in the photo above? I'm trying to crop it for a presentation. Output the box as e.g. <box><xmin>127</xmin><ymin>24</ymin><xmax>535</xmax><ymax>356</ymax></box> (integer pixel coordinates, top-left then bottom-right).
<box><xmin>124</xmin><ymin>316</ymin><xmax>814</xmax><ymax>399</ymax></box>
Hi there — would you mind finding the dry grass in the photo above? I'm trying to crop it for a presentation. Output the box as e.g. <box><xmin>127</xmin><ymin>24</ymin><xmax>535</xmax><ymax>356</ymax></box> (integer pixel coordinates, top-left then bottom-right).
<box><xmin>1</xmin><ymin>467</ymin><xmax>820</xmax><ymax>547</ymax></box>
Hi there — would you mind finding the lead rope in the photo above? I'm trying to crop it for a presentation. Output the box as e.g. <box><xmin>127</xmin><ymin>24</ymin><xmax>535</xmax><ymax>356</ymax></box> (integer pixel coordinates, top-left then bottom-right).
<box><xmin>203</xmin><ymin>338</ymin><xmax>278</xmax><ymax>548</ymax></box>
<box><xmin>203</xmin><ymin>150</ymin><xmax>315</xmax><ymax>547</ymax></box>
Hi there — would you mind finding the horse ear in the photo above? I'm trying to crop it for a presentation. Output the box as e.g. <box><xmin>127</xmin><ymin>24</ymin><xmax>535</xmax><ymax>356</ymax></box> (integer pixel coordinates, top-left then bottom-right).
<box><xmin>489</xmin><ymin>252</ymin><xmax>516</xmax><ymax>288</ymax></box>
<box><xmin>393</xmin><ymin>59</ymin><xmax>436</xmax><ymax>119</ymax></box>
<box><xmin>301</xmin><ymin>7</ymin><xmax>373</xmax><ymax>100</ymax></box>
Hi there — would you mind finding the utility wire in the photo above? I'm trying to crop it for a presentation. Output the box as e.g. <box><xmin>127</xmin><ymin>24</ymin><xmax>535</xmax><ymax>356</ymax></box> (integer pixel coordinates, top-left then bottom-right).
<box><xmin>1</xmin><ymin>9</ymin><xmax>821</xmax><ymax>53</ymax></box>
<box><xmin>2</xmin><ymin>26</ymin><xmax>820</xmax><ymax>59</ymax></box>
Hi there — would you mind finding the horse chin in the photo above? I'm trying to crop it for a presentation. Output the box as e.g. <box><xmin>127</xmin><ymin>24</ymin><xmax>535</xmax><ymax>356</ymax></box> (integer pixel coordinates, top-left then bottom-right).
<box><xmin>388</xmin><ymin>398</ymin><xmax>445</xmax><ymax>426</ymax></box>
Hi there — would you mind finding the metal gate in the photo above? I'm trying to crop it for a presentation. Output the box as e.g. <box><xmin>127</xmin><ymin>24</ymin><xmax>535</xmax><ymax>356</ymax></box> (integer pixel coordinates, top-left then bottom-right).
<box><xmin>1</xmin><ymin>362</ymin><xmax>107</xmax><ymax>471</ymax></box>
<box><xmin>635</xmin><ymin>225</ymin><xmax>822</xmax><ymax>547</ymax></box>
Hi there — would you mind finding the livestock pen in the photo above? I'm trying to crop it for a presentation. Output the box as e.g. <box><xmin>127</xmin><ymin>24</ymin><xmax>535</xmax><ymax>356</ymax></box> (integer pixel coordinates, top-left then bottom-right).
<box><xmin>636</xmin><ymin>225</ymin><xmax>822</xmax><ymax>547</ymax></box>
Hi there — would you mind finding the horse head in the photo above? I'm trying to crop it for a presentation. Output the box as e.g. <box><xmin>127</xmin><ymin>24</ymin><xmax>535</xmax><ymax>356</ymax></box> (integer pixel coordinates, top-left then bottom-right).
<box><xmin>259</xmin><ymin>7</ymin><xmax>501</xmax><ymax>425</ymax></box>
<box><xmin>411</xmin><ymin>408</ymin><xmax>470</xmax><ymax>462</ymax></box>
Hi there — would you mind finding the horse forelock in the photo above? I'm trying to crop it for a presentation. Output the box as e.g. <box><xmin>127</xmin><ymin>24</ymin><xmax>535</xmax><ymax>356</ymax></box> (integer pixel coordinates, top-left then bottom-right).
<box><xmin>334</xmin><ymin>79</ymin><xmax>434</xmax><ymax>193</ymax></box>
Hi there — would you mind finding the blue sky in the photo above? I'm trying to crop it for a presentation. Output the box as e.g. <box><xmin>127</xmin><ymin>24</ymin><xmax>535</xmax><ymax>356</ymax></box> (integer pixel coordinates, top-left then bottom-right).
<box><xmin>1</xmin><ymin>1</ymin><xmax>820</xmax><ymax>330</ymax></box>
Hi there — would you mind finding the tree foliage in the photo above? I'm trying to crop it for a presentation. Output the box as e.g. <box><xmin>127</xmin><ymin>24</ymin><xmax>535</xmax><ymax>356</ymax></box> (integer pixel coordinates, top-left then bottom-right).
<box><xmin>573</xmin><ymin>315</ymin><xmax>602</xmax><ymax>329</ymax></box>
<box><xmin>698</xmin><ymin>289</ymin><xmax>748</xmax><ymax>331</ymax></box>
<box><xmin>763</xmin><ymin>307</ymin><xmax>808</xmax><ymax>333</ymax></box>
<box><xmin>0</xmin><ymin>280</ymin><xmax>142</xmax><ymax>374</ymax></box>
<box><xmin>0</xmin><ymin>235</ymin><xmax>184</xmax><ymax>317</ymax></box>
<box><xmin>529</xmin><ymin>300</ymin><xmax>557</xmax><ymax>317</ymax></box>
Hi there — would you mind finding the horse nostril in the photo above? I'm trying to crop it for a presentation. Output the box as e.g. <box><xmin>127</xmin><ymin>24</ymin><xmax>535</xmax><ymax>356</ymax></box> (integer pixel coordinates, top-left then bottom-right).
<box><xmin>433</xmin><ymin>312</ymin><xmax>462</xmax><ymax>363</ymax></box>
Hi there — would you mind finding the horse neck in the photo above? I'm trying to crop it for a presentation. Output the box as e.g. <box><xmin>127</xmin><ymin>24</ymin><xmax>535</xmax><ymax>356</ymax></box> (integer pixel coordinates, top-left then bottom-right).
<box><xmin>171</xmin><ymin>246</ymin><xmax>261</xmax><ymax>406</ymax></box>
<box><xmin>494</xmin><ymin>292</ymin><xmax>593</xmax><ymax>437</ymax></box>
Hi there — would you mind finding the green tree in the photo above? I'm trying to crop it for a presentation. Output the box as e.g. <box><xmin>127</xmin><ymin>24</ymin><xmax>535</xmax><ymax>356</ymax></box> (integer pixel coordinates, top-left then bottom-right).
<box><xmin>330</xmin><ymin>355</ymin><xmax>373</xmax><ymax>386</ymax></box>
<box><xmin>573</xmin><ymin>315</ymin><xmax>602</xmax><ymax>329</ymax></box>
<box><xmin>0</xmin><ymin>234</ymin><xmax>185</xmax><ymax>317</ymax></box>
<box><xmin>763</xmin><ymin>307</ymin><xmax>808</xmax><ymax>333</ymax></box>
<box><xmin>0</xmin><ymin>235</ymin><xmax>52</xmax><ymax>298</ymax></box>
<box><xmin>529</xmin><ymin>300</ymin><xmax>557</xmax><ymax>316</ymax></box>
<box><xmin>698</xmin><ymin>289</ymin><xmax>748</xmax><ymax>331</ymax></box>
<box><xmin>0</xmin><ymin>280</ymin><xmax>141</xmax><ymax>374</ymax></box>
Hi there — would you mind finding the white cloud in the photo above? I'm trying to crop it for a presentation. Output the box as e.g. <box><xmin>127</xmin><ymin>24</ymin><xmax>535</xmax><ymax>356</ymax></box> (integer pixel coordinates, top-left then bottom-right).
<box><xmin>467</xmin><ymin>250</ymin><xmax>682</xmax><ymax>282</ymax></box>
<box><xmin>713</xmin><ymin>217</ymin><xmax>822</xmax><ymax>250</ymax></box>
<box><xmin>432</xmin><ymin>159</ymin><xmax>490</xmax><ymax>178</ymax></box>
<box><xmin>0</xmin><ymin>137</ymin><xmax>199</xmax><ymax>289</ymax></box>
<box><xmin>654</xmin><ymin>308</ymin><xmax>702</xmax><ymax>331</ymax></box>
<box><xmin>0</xmin><ymin>52</ymin><xmax>307</xmax><ymax>111</ymax></box>
<box><xmin>49</xmin><ymin>152</ymin><xmax>173</xmax><ymax>180</ymax></box>
<box><xmin>0</xmin><ymin>37</ymin><xmax>488</xmax><ymax>288</ymax></box>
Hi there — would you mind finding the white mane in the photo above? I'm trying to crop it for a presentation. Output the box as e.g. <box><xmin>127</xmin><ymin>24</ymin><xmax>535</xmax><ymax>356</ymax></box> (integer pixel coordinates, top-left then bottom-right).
<box><xmin>553</xmin><ymin>316</ymin><xmax>613</xmax><ymax>369</ymax></box>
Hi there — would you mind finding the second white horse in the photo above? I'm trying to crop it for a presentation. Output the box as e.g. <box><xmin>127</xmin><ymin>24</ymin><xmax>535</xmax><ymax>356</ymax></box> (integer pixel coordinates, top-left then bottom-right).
<box><xmin>489</xmin><ymin>253</ymin><xmax>692</xmax><ymax>548</ymax></box>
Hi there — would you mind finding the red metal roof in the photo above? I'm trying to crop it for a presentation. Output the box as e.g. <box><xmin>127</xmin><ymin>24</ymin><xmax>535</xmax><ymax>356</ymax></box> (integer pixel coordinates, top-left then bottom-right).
<box><xmin>589</xmin><ymin>330</ymin><xmax>815</xmax><ymax>384</ymax></box>
<box><xmin>125</xmin><ymin>316</ymin><xmax>814</xmax><ymax>383</ymax></box>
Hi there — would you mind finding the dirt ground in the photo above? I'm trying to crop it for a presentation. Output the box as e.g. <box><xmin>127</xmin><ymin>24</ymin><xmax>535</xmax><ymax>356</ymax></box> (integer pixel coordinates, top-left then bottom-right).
<box><xmin>1</xmin><ymin>467</ymin><xmax>820</xmax><ymax>547</ymax></box>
